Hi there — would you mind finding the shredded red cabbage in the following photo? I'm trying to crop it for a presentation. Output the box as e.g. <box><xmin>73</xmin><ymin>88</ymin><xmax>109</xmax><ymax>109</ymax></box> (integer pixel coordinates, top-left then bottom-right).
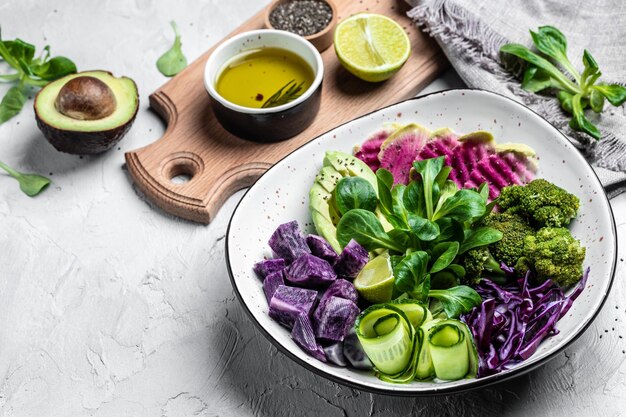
<box><xmin>462</xmin><ymin>267</ymin><xmax>590</xmax><ymax>377</ymax></box>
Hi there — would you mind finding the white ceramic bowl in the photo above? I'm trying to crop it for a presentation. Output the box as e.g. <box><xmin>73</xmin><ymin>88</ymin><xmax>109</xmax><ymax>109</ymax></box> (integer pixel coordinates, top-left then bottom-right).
<box><xmin>204</xmin><ymin>29</ymin><xmax>324</xmax><ymax>142</ymax></box>
<box><xmin>226</xmin><ymin>89</ymin><xmax>617</xmax><ymax>394</ymax></box>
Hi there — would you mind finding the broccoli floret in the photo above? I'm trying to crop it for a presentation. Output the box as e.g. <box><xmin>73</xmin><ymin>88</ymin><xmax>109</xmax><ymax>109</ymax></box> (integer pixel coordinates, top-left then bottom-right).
<box><xmin>462</xmin><ymin>246</ymin><xmax>505</xmax><ymax>285</ymax></box>
<box><xmin>480</xmin><ymin>212</ymin><xmax>535</xmax><ymax>267</ymax></box>
<box><xmin>498</xmin><ymin>179</ymin><xmax>580</xmax><ymax>227</ymax></box>
<box><xmin>515</xmin><ymin>227</ymin><xmax>586</xmax><ymax>287</ymax></box>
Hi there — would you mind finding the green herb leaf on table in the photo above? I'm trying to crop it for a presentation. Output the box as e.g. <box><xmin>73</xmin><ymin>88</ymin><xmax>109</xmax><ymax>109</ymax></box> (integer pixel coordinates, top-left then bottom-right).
<box><xmin>570</xmin><ymin>93</ymin><xmax>601</xmax><ymax>139</ymax></box>
<box><xmin>34</xmin><ymin>56</ymin><xmax>77</xmax><ymax>81</ymax></box>
<box><xmin>0</xmin><ymin>29</ymin><xmax>77</xmax><ymax>125</ymax></box>
<box><xmin>0</xmin><ymin>160</ymin><xmax>51</xmax><ymax>196</ymax></box>
<box><xmin>593</xmin><ymin>84</ymin><xmax>626</xmax><ymax>106</ymax></box>
<box><xmin>589</xmin><ymin>88</ymin><xmax>605</xmax><ymax>113</ymax></box>
<box><xmin>156</xmin><ymin>21</ymin><xmax>188</xmax><ymax>77</ymax></box>
<box><xmin>262</xmin><ymin>79</ymin><xmax>305</xmax><ymax>108</ymax></box>
<box><xmin>499</xmin><ymin>43</ymin><xmax>579</xmax><ymax>93</ymax></box>
<box><xmin>529</xmin><ymin>26</ymin><xmax>579</xmax><ymax>82</ymax></box>
<box><xmin>500</xmin><ymin>25</ymin><xmax>626</xmax><ymax>140</ymax></box>
<box><xmin>557</xmin><ymin>90</ymin><xmax>574</xmax><ymax>114</ymax></box>
<box><xmin>0</xmin><ymin>85</ymin><xmax>27</xmax><ymax>124</ymax></box>
<box><xmin>522</xmin><ymin>66</ymin><xmax>561</xmax><ymax>93</ymax></box>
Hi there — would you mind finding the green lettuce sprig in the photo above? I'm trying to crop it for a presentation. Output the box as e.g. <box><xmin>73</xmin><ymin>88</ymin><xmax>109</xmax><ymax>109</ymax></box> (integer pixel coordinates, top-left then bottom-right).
<box><xmin>501</xmin><ymin>26</ymin><xmax>626</xmax><ymax>140</ymax></box>
<box><xmin>334</xmin><ymin>156</ymin><xmax>501</xmax><ymax>318</ymax></box>
<box><xmin>0</xmin><ymin>28</ymin><xmax>77</xmax><ymax>125</ymax></box>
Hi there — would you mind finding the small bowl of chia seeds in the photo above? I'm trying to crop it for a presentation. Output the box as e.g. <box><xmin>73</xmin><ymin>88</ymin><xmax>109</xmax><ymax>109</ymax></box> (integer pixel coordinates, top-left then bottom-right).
<box><xmin>264</xmin><ymin>0</ymin><xmax>337</xmax><ymax>52</ymax></box>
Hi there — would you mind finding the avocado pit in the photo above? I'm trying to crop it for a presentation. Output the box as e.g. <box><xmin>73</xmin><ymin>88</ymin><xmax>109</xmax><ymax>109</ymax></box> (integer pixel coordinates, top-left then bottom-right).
<box><xmin>55</xmin><ymin>76</ymin><xmax>117</xmax><ymax>121</ymax></box>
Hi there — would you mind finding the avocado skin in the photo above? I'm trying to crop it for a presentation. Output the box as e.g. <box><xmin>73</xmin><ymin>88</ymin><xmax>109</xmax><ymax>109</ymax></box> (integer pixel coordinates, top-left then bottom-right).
<box><xmin>35</xmin><ymin>110</ymin><xmax>137</xmax><ymax>154</ymax></box>
<box><xmin>34</xmin><ymin>71</ymin><xmax>139</xmax><ymax>155</ymax></box>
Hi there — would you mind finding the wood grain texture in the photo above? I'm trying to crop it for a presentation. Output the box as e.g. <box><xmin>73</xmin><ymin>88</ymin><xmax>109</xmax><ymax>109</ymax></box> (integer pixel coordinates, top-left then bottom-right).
<box><xmin>125</xmin><ymin>0</ymin><xmax>447</xmax><ymax>223</ymax></box>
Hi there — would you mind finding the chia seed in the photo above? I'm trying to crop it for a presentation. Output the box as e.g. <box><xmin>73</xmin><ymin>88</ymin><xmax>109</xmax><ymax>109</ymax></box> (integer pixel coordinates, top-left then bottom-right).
<box><xmin>269</xmin><ymin>0</ymin><xmax>333</xmax><ymax>37</ymax></box>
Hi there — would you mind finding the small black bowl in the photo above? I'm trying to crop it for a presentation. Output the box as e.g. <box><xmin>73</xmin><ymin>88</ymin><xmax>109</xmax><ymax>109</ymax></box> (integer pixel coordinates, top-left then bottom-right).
<box><xmin>204</xmin><ymin>29</ymin><xmax>324</xmax><ymax>143</ymax></box>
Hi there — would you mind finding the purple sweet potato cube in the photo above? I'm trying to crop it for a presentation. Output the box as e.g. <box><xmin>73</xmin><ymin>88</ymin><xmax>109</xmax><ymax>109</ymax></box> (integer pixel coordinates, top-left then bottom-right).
<box><xmin>254</xmin><ymin>258</ymin><xmax>286</xmax><ymax>279</ymax></box>
<box><xmin>263</xmin><ymin>270</ymin><xmax>285</xmax><ymax>304</ymax></box>
<box><xmin>313</xmin><ymin>279</ymin><xmax>359</xmax><ymax>326</ymax></box>
<box><xmin>314</xmin><ymin>296</ymin><xmax>360</xmax><ymax>342</ymax></box>
<box><xmin>292</xmin><ymin>314</ymin><xmax>326</xmax><ymax>362</ymax></box>
<box><xmin>323</xmin><ymin>278</ymin><xmax>359</xmax><ymax>303</ymax></box>
<box><xmin>268</xmin><ymin>221</ymin><xmax>310</xmax><ymax>263</ymax></box>
<box><xmin>306</xmin><ymin>234</ymin><xmax>339</xmax><ymax>264</ymax></box>
<box><xmin>285</xmin><ymin>254</ymin><xmax>337</xmax><ymax>287</ymax></box>
<box><xmin>323</xmin><ymin>342</ymin><xmax>347</xmax><ymax>367</ymax></box>
<box><xmin>343</xmin><ymin>328</ymin><xmax>373</xmax><ymax>369</ymax></box>
<box><xmin>268</xmin><ymin>285</ymin><xmax>318</xmax><ymax>329</ymax></box>
<box><xmin>334</xmin><ymin>239</ymin><xmax>369</xmax><ymax>279</ymax></box>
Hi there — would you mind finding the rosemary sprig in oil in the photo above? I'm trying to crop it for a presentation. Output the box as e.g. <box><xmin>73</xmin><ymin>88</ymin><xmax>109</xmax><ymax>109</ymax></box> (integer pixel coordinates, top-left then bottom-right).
<box><xmin>262</xmin><ymin>79</ymin><xmax>305</xmax><ymax>108</ymax></box>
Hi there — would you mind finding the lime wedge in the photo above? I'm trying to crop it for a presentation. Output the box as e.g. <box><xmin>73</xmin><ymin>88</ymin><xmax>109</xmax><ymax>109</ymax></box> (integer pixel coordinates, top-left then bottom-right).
<box><xmin>334</xmin><ymin>13</ymin><xmax>411</xmax><ymax>82</ymax></box>
<box><xmin>354</xmin><ymin>253</ymin><xmax>394</xmax><ymax>303</ymax></box>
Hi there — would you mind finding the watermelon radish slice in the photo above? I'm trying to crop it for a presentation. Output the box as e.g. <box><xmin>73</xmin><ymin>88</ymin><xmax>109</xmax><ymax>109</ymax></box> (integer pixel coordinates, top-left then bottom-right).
<box><xmin>378</xmin><ymin>124</ymin><xmax>431</xmax><ymax>184</ymax></box>
<box><xmin>448</xmin><ymin>132</ymin><xmax>496</xmax><ymax>187</ymax></box>
<box><xmin>357</xmin><ymin>124</ymin><xmax>538</xmax><ymax>198</ymax></box>
<box><xmin>416</xmin><ymin>128</ymin><xmax>460</xmax><ymax>166</ymax></box>
<box><xmin>464</xmin><ymin>145</ymin><xmax>537</xmax><ymax>199</ymax></box>
<box><xmin>411</xmin><ymin>129</ymin><xmax>537</xmax><ymax>197</ymax></box>
<box><xmin>353</xmin><ymin>124</ymin><xmax>401</xmax><ymax>172</ymax></box>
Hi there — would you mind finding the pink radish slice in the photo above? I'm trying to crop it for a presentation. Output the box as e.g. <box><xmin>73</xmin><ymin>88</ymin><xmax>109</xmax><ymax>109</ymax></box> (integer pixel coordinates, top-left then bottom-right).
<box><xmin>378</xmin><ymin>124</ymin><xmax>431</xmax><ymax>184</ymax></box>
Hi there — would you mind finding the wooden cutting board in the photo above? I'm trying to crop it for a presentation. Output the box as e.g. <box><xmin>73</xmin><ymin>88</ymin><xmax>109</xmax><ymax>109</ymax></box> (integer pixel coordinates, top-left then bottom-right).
<box><xmin>125</xmin><ymin>0</ymin><xmax>447</xmax><ymax>223</ymax></box>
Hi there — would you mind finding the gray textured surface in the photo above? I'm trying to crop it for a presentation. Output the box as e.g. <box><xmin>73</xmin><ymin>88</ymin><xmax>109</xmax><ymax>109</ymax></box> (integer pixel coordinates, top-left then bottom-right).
<box><xmin>1</xmin><ymin>1</ymin><xmax>625</xmax><ymax>416</ymax></box>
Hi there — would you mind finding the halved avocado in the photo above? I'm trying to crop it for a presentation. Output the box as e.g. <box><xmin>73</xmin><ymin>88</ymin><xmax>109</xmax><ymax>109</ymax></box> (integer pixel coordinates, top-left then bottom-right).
<box><xmin>34</xmin><ymin>70</ymin><xmax>139</xmax><ymax>154</ymax></box>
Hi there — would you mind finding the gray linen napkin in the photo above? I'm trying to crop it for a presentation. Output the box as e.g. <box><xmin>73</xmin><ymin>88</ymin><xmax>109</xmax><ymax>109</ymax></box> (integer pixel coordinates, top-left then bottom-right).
<box><xmin>406</xmin><ymin>0</ymin><xmax>626</xmax><ymax>199</ymax></box>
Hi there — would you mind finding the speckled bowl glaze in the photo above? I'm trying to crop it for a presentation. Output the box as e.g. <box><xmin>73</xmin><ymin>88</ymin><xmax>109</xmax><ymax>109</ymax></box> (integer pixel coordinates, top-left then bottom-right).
<box><xmin>226</xmin><ymin>89</ymin><xmax>617</xmax><ymax>395</ymax></box>
<box><xmin>204</xmin><ymin>29</ymin><xmax>324</xmax><ymax>143</ymax></box>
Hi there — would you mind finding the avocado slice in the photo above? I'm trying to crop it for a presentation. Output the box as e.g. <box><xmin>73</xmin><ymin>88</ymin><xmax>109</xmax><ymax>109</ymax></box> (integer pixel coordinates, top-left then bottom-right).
<box><xmin>34</xmin><ymin>70</ymin><xmax>139</xmax><ymax>154</ymax></box>
<box><xmin>309</xmin><ymin>151</ymin><xmax>378</xmax><ymax>253</ymax></box>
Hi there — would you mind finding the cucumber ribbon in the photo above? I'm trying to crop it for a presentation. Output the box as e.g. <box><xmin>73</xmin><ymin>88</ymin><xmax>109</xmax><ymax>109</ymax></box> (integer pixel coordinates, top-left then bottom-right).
<box><xmin>355</xmin><ymin>299</ymin><xmax>478</xmax><ymax>382</ymax></box>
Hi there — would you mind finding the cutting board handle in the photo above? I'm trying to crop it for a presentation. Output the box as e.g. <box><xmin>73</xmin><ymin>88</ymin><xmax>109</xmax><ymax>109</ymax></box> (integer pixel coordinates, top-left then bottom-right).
<box><xmin>125</xmin><ymin>91</ymin><xmax>272</xmax><ymax>223</ymax></box>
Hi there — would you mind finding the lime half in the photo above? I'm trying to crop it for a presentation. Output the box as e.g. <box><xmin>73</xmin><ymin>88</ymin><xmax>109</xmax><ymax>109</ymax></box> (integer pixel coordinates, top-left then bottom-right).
<box><xmin>354</xmin><ymin>253</ymin><xmax>394</xmax><ymax>303</ymax></box>
<box><xmin>334</xmin><ymin>13</ymin><xmax>411</xmax><ymax>82</ymax></box>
